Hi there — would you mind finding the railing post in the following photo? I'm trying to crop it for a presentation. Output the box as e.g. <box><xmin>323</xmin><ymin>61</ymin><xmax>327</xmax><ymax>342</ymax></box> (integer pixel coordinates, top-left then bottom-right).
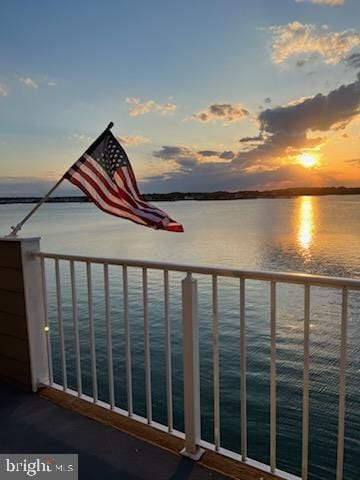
<box><xmin>0</xmin><ymin>237</ymin><xmax>49</xmax><ymax>391</ymax></box>
<box><xmin>180</xmin><ymin>272</ymin><xmax>204</xmax><ymax>460</ymax></box>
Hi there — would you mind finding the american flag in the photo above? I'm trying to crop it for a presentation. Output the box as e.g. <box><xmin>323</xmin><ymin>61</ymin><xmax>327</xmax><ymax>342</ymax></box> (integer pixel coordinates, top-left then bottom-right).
<box><xmin>64</xmin><ymin>125</ymin><xmax>183</xmax><ymax>232</ymax></box>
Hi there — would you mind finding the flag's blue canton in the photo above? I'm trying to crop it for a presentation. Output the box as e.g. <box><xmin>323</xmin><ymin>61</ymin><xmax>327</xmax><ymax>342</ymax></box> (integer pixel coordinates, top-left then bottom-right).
<box><xmin>89</xmin><ymin>133</ymin><xmax>129</xmax><ymax>178</ymax></box>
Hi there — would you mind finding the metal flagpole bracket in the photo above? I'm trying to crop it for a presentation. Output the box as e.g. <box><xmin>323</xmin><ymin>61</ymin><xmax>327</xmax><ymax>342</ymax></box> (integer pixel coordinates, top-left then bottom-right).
<box><xmin>7</xmin><ymin>224</ymin><xmax>22</xmax><ymax>238</ymax></box>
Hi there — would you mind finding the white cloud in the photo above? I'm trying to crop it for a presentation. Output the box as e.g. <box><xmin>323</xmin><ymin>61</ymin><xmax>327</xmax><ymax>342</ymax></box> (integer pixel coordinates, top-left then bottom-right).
<box><xmin>0</xmin><ymin>84</ymin><xmax>8</xmax><ymax>97</ymax></box>
<box><xmin>126</xmin><ymin>97</ymin><xmax>177</xmax><ymax>117</ymax></box>
<box><xmin>296</xmin><ymin>0</ymin><xmax>345</xmax><ymax>5</ymax></box>
<box><xmin>68</xmin><ymin>133</ymin><xmax>92</xmax><ymax>143</ymax></box>
<box><xmin>191</xmin><ymin>102</ymin><xmax>249</xmax><ymax>125</ymax></box>
<box><xmin>18</xmin><ymin>76</ymin><xmax>56</xmax><ymax>88</ymax></box>
<box><xmin>268</xmin><ymin>21</ymin><xmax>360</xmax><ymax>65</ymax></box>
<box><xmin>19</xmin><ymin>77</ymin><xmax>39</xmax><ymax>88</ymax></box>
<box><xmin>118</xmin><ymin>135</ymin><xmax>150</xmax><ymax>146</ymax></box>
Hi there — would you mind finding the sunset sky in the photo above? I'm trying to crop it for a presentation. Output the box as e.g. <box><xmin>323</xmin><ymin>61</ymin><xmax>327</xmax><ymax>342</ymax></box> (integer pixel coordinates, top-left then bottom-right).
<box><xmin>0</xmin><ymin>0</ymin><xmax>360</xmax><ymax>195</ymax></box>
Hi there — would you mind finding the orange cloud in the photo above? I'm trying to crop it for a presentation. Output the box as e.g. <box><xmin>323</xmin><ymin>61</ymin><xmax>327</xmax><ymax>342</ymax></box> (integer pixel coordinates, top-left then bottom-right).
<box><xmin>295</xmin><ymin>0</ymin><xmax>345</xmax><ymax>5</ymax></box>
<box><xmin>117</xmin><ymin>135</ymin><xmax>150</xmax><ymax>146</ymax></box>
<box><xmin>126</xmin><ymin>97</ymin><xmax>176</xmax><ymax>117</ymax></box>
<box><xmin>269</xmin><ymin>21</ymin><xmax>360</xmax><ymax>65</ymax></box>
<box><xmin>191</xmin><ymin>102</ymin><xmax>249</xmax><ymax>125</ymax></box>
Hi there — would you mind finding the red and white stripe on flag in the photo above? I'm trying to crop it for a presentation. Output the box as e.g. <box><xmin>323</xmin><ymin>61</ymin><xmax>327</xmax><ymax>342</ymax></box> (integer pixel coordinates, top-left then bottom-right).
<box><xmin>64</xmin><ymin>153</ymin><xmax>184</xmax><ymax>232</ymax></box>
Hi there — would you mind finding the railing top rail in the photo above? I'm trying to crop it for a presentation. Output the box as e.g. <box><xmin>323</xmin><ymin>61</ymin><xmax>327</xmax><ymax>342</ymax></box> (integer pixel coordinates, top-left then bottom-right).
<box><xmin>36</xmin><ymin>251</ymin><xmax>360</xmax><ymax>290</ymax></box>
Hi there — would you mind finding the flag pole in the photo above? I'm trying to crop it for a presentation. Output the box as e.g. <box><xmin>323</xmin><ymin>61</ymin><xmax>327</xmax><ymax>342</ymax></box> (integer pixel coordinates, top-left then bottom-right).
<box><xmin>7</xmin><ymin>176</ymin><xmax>66</xmax><ymax>237</ymax></box>
<box><xmin>6</xmin><ymin>122</ymin><xmax>114</xmax><ymax>237</ymax></box>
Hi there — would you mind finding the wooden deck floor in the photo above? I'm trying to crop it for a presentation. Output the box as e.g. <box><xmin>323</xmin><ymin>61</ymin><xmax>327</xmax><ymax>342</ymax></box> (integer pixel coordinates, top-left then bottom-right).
<box><xmin>39</xmin><ymin>386</ymin><xmax>281</xmax><ymax>480</ymax></box>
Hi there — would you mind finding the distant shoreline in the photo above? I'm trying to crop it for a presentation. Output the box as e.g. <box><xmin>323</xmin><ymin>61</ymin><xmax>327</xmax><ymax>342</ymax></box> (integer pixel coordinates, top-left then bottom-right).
<box><xmin>0</xmin><ymin>186</ymin><xmax>359</xmax><ymax>204</ymax></box>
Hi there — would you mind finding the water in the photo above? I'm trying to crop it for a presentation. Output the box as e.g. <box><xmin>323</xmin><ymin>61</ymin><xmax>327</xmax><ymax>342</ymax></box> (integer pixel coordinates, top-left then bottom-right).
<box><xmin>1</xmin><ymin>195</ymin><xmax>359</xmax><ymax>479</ymax></box>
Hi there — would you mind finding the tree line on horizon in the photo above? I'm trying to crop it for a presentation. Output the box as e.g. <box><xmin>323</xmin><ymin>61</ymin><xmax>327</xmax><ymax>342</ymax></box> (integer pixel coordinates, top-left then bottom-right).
<box><xmin>0</xmin><ymin>186</ymin><xmax>359</xmax><ymax>204</ymax></box>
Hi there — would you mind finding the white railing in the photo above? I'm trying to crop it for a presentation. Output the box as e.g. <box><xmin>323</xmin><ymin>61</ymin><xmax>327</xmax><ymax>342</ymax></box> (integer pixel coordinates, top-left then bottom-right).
<box><xmin>37</xmin><ymin>251</ymin><xmax>360</xmax><ymax>480</ymax></box>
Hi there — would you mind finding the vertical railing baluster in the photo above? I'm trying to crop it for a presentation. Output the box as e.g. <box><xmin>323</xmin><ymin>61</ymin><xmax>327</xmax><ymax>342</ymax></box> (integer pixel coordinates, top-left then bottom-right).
<box><xmin>86</xmin><ymin>262</ymin><xmax>98</xmax><ymax>403</ymax></box>
<box><xmin>55</xmin><ymin>259</ymin><xmax>67</xmax><ymax>391</ymax></box>
<box><xmin>181</xmin><ymin>272</ymin><xmax>203</xmax><ymax>459</ymax></box>
<box><xmin>70</xmin><ymin>260</ymin><xmax>82</xmax><ymax>397</ymax></box>
<box><xmin>212</xmin><ymin>274</ymin><xmax>221</xmax><ymax>451</ymax></box>
<box><xmin>143</xmin><ymin>268</ymin><xmax>152</xmax><ymax>424</ymax></box>
<box><xmin>104</xmin><ymin>264</ymin><xmax>115</xmax><ymax>409</ymax></box>
<box><xmin>336</xmin><ymin>287</ymin><xmax>348</xmax><ymax>480</ymax></box>
<box><xmin>270</xmin><ymin>280</ymin><xmax>277</xmax><ymax>473</ymax></box>
<box><xmin>40</xmin><ymin>257</ymin><xmax>53</xmax><ymax>385</ymax></box>
<box><xmin>123</xmin><ymin>265</ymin><xmax>133</xmax><ymax>416</ymax></box>
<box><xmin>240</xmin><ymin>277</ymin><xmax>247</xmax><ymax>461</ymax></box>
<box><xmin>164</xmin><ymin>269</ymin><xmax>173</xmax><ymax>432</ymax></box>
<box><xmin>302</xmin><ymin>284</ymin><xmax>310</xmax><ymax>480</ymax></box>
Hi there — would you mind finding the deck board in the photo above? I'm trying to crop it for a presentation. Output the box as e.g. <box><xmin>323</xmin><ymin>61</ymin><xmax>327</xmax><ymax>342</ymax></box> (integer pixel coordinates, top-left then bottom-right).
<box><xmin>40</xmin><ymin>386</ymin><xmax>281</xmax><ymax>480</ymax></box>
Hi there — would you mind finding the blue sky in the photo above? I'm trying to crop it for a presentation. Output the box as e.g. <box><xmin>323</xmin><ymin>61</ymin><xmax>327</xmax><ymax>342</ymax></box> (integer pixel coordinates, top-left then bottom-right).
<box><xmin>1</xmin><ymin>0</ymin><xmax>360</xmax><ymax>194</ymax></box>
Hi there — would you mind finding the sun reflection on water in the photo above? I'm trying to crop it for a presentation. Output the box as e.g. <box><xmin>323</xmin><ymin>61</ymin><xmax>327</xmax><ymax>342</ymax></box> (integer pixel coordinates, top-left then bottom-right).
<box><xmin>297</xmin><ymin>196</ymin><xmax>315</xmax><ymax>256</ymax></box>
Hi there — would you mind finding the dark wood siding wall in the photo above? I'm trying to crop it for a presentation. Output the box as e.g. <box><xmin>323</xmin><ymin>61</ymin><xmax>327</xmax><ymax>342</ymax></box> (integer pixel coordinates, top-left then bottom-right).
<box><xmin>0</xmin><ymin>240</ymin><xmax>32</xmax><ymax>389</ymax></box>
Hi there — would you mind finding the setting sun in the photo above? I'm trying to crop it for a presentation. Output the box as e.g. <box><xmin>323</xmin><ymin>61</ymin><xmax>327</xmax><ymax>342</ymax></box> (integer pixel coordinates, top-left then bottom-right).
<box><xmin>299</xmin><ymin>153</ymin><xmax>317</xmax><ymax>168</ymax></box>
